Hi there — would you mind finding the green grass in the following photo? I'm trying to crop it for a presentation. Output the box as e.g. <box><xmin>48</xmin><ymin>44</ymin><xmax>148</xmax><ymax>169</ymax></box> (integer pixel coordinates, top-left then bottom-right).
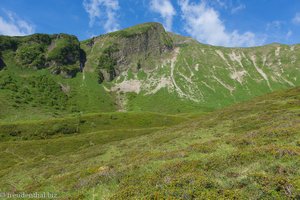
<box><xmin>0</xmin><ymin>111</ymin><xmax>190</xmax><ymax>141</ymax></box>
<box><xmin>0</xmin><ymin>63</ymin><xmax>117</xmax><ymax>121</ymax></box>
<box><xmin>126</xmin><ymin>88</ymin><xmax>213</xmax><ymax>113</ymax></box>
<box><xmin>0</xmin><ymin>87</ymin><xmax>299</xmax><ymax>199</ymax></box>
<box><xmin>107</xmin><ymin>22</ymin><xmax>166</xmax><ymax>38</ymax></box>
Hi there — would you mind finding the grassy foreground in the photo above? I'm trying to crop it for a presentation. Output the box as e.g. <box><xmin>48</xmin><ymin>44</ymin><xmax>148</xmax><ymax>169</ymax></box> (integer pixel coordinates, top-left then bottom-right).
<box><xmin>0</xmin><ymin>112</ymin><xmax>189</xmax><ymax>141</ymax></box>
<box><xmin>0</xmin><ymin>87</ymin><xmax>300</xmax><ymax>199</ymax></box>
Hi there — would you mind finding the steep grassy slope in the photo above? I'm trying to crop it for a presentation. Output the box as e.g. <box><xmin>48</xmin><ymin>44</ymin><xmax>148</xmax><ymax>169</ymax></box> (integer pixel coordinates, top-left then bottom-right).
<box><xmin>81</xmin><ymin>23</ymin><xmax>300</xmax><ymax>113</ymax></box>
<box><xmin>0</xmin><ymin>33</ymin><xmax>116</xmax><ymax>121</ymax></box>
<box><xmin>102</xmin><ymin>33</ymin><xmax>300</xmax><ymax>112</ymax></box>
<box><xmin>1</xmin><ymin>22</ymin><xmax>300</xmax><ymax>118</ymax></box>
<box><xmin>0</xmin><ymin>66</ymin><xmax>116</xmax><ymax>121</ymax></box>
<box><xmin>0</xmin><ymin>87</ymin><xmax>299</xmax><ymax>199</ymax></box>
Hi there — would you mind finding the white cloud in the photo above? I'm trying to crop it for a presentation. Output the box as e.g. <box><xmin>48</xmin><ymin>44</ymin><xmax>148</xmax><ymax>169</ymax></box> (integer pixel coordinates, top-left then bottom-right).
<box><xmin>83</xmin><ymin>0</ymin><xmax>120</xmax><ymax>33</ymax></box>
<box><xmin>286</xmin><ymin>30</ymin><xmax>292</xmax><ymax>39</ymax></box>
<box><xmin>292</xmin><ymin>13</ymin><xmax>300</xmax><ymax>24</ymax></box>
<box><xmin>214</xmin><ymin>0</ymin><xmax>226</xmax><ymax>8</ymax></box>
<box><xmin>231</xmin><ymin>4</ymin><xmax>245</xmax><ymax>14</ymax></box>
<box><xmin>150</xmin><ymin>0</ymin><xmax>176</xmax><ymax>31</ymax></box>
<box><xmin>0</xmin><ymin>10</ymin><xmax>34</xmax><ymax>36</ymax></box>
<box><xmin>266</xmin><ymin>20</ymin><xmax>283</xmax><ymax>31</ymax></box>
<box><xmin>207</xmin><ymin>0</ymin><xmax>245</xmax><ymax>14</ymax></box>
<box><xmin>178</xmin><ymin>0</ymin><xmax>262</xmax><ymax>47</ymax></box>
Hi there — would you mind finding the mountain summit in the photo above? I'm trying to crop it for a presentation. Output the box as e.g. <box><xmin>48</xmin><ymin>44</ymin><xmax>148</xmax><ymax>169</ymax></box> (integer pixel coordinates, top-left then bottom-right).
<box><xmin>81</xmin><ymin>22</ymin><xmax>173</xmax><ymax>83</ymax></box>
<box><xmin>1</xmin><ymin>22</ymin><xmax>300</xmax><ymax>119</ymax></box>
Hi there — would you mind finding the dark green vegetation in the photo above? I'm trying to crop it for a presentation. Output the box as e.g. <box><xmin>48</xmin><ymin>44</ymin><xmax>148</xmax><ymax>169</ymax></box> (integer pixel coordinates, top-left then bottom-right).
<box><xmin>0</xmin><ymin>87</ymin><xmax>299</xmax><ymax>199</ymax></box>
<box><xmin>97</xmin><ymin>44</ymin><xmax>119</xmax><ymax>83</ymax></box>
<box><xmin>0</xmin><ymin>33</ymin><xmax>84</xmax><ymax>77</ymax></box>
<box><xmin>0</xmin><ymin>68</ymin><xmax>116</xmax><ymax>121</ymax></box>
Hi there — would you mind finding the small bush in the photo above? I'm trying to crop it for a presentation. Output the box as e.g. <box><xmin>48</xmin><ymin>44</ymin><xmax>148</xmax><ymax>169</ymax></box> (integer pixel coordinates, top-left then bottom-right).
<box><xmin>51</xmin><ymin>123</ymin><xmax>78</xmax><ymax>135</ymax></box>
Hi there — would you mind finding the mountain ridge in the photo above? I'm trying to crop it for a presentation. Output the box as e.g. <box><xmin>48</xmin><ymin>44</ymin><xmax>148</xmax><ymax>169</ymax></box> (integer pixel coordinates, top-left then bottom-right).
<box><xmin>1</xmin><ymin>22</ymin><xmax>300</xmax><ymax>119</ymax></box>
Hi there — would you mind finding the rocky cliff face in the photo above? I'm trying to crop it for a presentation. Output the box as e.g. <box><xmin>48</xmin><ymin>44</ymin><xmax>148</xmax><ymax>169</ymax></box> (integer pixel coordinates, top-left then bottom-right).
<box><xmin>0</xmin><ymin>58</ymin><xmax>4</xmax><ymax>70</ymax></box>
<box><xmin>109</xmin><ymin>22</ymin><xmax>173</xmax><ymax>66</ymax></box>
<box><xmin>81</xmin><ymin>22</ymin><xmax>173</xmax><ymax>82</ymax></box>
<box><xmin>0</xmin><ymin>52</ymin><xmax>5</xmax><ymax>70</ymax></box>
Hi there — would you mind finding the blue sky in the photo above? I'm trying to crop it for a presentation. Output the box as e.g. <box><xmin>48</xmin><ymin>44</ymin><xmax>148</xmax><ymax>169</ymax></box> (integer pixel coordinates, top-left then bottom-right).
<box><xmin>0</xmin><ymin>0</ymin><xmax>300</xmax><ymax>47</ymax></box>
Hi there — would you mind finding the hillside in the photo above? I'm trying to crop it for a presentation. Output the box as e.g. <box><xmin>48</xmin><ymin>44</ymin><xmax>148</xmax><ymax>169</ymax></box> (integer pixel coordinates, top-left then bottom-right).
<box><xmin>1</xmin><ymin>21</ymin><xmax>300</xmax><ymax>199</ymax></box>
<box><xmin>1</xmin><ymin>22</ymin><xmax>300</xmax><ymax>120</ymax></box>
<box><xmin>98</xmin><ymin>29</ymin><xmax>300</xmax><ymax>112</ymax></box>
<box><xmin>0</xmin><ymin>86</ymin><xmax>299</xmax><ymax>199</ymax></box>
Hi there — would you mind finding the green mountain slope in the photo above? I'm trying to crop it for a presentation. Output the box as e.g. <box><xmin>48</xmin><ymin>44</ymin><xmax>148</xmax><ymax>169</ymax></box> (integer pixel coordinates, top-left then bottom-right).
<box><xmin>91</xmin><ymin>25</ymin><xmax>300</xmax><ymax>112</ymax></box>
<box><xmin>1</xmin><ymin>22</ymin><xmax>300</xmax><ymax>119</ymax></box>
<box><xmin>0</xmin><ymin>87</ymin><xmax>299</xmax><ymax>199</ymax></box>
<box><xmin>0</xmin><ymin>33</ymin><xmax>116</xmax><ymax>121</ymax></box>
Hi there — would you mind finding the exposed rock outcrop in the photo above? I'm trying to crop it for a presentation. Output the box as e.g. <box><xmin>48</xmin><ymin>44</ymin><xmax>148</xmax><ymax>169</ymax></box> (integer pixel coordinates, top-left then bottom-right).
<box><xmin>0</xmin><ymin>58</ymin><xmax>5</xmax><ymax>70</ymax></box>
<box><xmin>82</xmin><ymin>22</ymin><xmax>174</xmax><ymax>83</ymax></box>
<box><xmin>0</xmin><ymin>52</ymin><xmax>5</xmax><ymax>70</ymax></box>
